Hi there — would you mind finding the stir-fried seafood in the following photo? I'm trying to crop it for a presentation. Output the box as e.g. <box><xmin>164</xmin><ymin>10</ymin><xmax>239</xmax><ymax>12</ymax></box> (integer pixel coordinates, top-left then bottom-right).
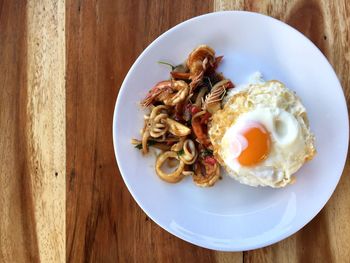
<box><xmin>132</xmin><ymin>45</ymin><xmax>234</xmax><ymax>187</ymax></box>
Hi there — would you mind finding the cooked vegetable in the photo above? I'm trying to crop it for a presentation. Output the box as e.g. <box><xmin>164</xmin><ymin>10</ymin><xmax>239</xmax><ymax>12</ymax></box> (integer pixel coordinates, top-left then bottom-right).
<box><xmin>133</xmin><ymin>139</ymin><xmax>157</xmax><ymax>149</ymax></box>
<box><xmin>166</xmin><ymin>118</ymin><xmax>191</xmax><ymax>137</ymax></box>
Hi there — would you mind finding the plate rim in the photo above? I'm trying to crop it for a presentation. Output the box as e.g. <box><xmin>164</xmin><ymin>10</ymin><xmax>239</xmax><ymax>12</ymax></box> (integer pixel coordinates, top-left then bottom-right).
<box><xmin>112</xmin><ymin>10</ymin><xmax>349</xmax><ymax>251</ymax></box>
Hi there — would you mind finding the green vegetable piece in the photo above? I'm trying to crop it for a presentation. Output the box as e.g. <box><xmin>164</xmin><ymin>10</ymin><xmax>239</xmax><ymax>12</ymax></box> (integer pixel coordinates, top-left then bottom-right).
<box><xmin>177</xmin><ymin>149</ymin><xmax>185</xmax><ymax>156</ymax></box>
<box><xmin>134</xmin><ymin>140</ymin><xmax>157</xmax><ymax>150</ymax></box>
<box><xmin>157</xmin><ymin>61</ymin><xmax>175</xmax><ymax>70</ymax></box>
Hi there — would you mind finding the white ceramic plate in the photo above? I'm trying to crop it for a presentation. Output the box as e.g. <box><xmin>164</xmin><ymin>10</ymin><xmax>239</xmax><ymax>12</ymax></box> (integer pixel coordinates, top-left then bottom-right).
<box><xmin>113</xmin><ymin>11</ymin><xmax>349</xmax><ymax>251</ymax></box>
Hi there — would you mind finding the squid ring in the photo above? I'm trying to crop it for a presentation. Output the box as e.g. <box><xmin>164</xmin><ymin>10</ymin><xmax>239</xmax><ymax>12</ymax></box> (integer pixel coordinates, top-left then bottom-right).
<box><xmin>170</xmin><ymin>137</ymin><xmax>186</xmax><ymax>152</ymax></box>
<box><xmin>179</xmin><ymin>139</ymin><xmax>198</xmax><ymax>164</ymax></box>
<box><xmin>155</xmin><ymin>151</ymin><xmax>185</xmax><ymax>183</ymax></box>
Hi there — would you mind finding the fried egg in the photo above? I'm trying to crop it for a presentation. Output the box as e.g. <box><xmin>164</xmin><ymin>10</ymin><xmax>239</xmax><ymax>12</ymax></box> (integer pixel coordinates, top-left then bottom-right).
<box><xmin>209</xmin><ymin>78</ymin><xmax>316</xmax><ymax>187</ymax></box>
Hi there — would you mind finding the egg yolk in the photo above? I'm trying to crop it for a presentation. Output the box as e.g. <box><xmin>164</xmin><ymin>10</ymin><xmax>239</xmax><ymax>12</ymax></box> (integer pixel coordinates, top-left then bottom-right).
<box><xmin>237</xmin><ymin>125</ymin><xmax>270</xmax><ymax>166</ymax></box>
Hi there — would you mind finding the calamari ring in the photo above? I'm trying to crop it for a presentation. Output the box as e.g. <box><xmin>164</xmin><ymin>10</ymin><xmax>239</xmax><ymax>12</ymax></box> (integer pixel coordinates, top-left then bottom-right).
<box><xmin>171</xmin><ymin>137</ymin><xmax>186</xmax><ymax>152</ymax></box>
<box><xmin>179</xmin><ymin>139</ymin><xmax>198</xmax><ymax>164</ymax></box>
<box><xmin>155</xmin><ymin>151</ymin><xmax>185</xmax><ymax>183</ymax></box>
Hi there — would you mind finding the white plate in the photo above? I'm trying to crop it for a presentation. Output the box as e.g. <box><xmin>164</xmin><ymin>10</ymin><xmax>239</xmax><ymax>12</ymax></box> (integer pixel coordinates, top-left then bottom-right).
<box><xmin>113</xmin><ymin>11</ymin><xmax>349</xmax><ymax>251</ymax></box>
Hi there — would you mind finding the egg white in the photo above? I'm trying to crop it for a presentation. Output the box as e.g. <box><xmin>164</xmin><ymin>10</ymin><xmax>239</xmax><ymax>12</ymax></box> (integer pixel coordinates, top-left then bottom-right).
<box><xmin>221</xmin><ymin>107</ymin><xmax>306</xmax><ymax>187</ymax></box>
<box><xmin>209</xmin><ymin>77</ymin><xmax>316</xmax><ymax>187</ymax></box>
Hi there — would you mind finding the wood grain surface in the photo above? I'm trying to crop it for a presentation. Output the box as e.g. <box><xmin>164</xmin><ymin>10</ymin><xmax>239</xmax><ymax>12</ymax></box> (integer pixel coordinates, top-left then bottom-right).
<box><xmin>0</xmin><ymin>0</ymin><xmax>349</xmax><ymax>262</ymax></box>
<box><xmin>0</xmin><ymin>0</ymin><xmax>65</xmax><ymax>262</ymax></box>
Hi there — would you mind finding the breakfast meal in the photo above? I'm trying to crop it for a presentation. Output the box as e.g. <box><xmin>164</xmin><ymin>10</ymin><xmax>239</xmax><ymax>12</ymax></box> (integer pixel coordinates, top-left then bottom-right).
<box><xmin>132</xmin><ymin>45</ymin><xmax>316</xmax><ymax>188</ymax></box>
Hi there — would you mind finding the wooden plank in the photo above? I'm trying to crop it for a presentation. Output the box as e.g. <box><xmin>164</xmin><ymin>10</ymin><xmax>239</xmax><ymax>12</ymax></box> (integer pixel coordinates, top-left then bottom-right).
<box><xmin>65</xmin><ymin>0</ymin><xmax>239</xmax><ymax>262</ymax></box>
<box><xmin>215</xmin><ymin>0</ymin><xmax>350</xmax><ymax>262</ymax></box>
<box><xmin>0</xmin><ymin>1</ymin><xmax>33</xmax><ymax>262</ymax></box>
<box><xmin>26</xmin><ymin>0</ymin><xmax>66</xmax><ymax>262</ymax></box>
<box><xmin>0</xmin><ymin>0</ymin><xmax>66</xmax><ymax>262</ymax></box>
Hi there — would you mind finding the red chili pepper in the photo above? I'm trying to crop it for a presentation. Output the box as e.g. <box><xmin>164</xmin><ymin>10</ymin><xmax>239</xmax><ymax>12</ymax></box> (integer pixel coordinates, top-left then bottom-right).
<box><xmin>191</xmin><ymin>105</ymin><xmax>201</xmax><ymax>115</ymax></box>
<box><xmin>204</xmin><ymin>156</ymin><xmax>217</xmax><ymax>165</ymax></box>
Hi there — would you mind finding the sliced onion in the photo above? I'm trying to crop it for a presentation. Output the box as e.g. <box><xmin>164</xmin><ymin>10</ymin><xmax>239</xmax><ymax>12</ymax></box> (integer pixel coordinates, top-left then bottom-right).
<box><xmin>166</xmin><ymin>118</ymin><xmax>191</xmax><ymax>136</ymax></box>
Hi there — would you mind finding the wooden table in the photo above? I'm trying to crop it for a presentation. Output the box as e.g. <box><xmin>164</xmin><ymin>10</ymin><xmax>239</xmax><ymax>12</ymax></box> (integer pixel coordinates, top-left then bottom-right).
<box><xmin>1</xmin><ymin>0</ymin><xmax>349</xmax><ymax>262</ymax></box>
